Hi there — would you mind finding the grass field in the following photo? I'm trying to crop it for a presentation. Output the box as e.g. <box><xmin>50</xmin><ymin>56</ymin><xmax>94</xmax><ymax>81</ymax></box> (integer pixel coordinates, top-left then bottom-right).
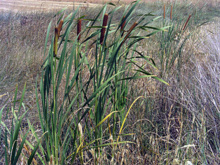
<box><xmin>0</xmin><ymin>0</ymin><xmax>220</xmax><ymax>164</ymax></box>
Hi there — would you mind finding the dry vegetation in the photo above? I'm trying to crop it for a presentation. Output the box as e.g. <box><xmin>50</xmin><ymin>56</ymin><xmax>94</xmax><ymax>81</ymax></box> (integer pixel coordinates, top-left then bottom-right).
<box><xmin>0</xmin><ymin>0</ymin><xmax>220</xmax><ymax>164</ymax></box>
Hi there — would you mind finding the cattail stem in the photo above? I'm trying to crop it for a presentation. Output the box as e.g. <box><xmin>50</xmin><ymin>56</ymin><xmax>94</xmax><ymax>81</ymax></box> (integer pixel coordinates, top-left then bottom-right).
<box><xmin>54</xmin><ymin>27</ymin><xmax>58</xmax><ymax>57</ymax></box>
<box><xmin>100</xmin><ymin>13</ymin><xmax>108</xmax><ymax>45</ymax></box>
<box><xmin>121</xmin><ymin>16</ymin><xmax>126</xmax><ymax>37</ymax></box>
<box><xmin>182</xmin><ymin>14</ymin><xmax>191</xmax><ymax>31</ymax></box>
<box><xmin>77</xmin><ymin>19</ymin><xmax>82</xmax><ymax>41</ymax></box>
<box><xmin>170</xmin><ymin>5</ymin><xmax>173</xmax><ymax>20</ymax></box>
<box><xmin>163</xmin><ymin>4</ymin><xmax>166</xmax><ymax>19</ymax></box>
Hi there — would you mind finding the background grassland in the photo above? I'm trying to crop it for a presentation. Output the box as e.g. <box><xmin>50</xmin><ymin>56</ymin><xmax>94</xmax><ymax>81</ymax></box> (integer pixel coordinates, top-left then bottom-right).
<box><xmin>0</xmin><ymin>0</ymin><xmax>220</xmax><ymax>164</ymax></box>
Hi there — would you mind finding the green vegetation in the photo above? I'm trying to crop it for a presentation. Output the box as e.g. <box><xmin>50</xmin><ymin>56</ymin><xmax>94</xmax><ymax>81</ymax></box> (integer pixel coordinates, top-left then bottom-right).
<box><xmin>0</xmin><ymin>0</ymin><xmax>219</xmax><ymax>164</ymax></box>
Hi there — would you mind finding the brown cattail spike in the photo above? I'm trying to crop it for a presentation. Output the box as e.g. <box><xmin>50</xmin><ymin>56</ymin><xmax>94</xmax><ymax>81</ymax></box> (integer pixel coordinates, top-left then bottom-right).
<box><xmin>54</xmin><ymin>27</ymin><xmax>59</xmax><ymax>57</ymax></box>
<box><xmin>170</xmin><ymin>5</ymin><xmax>173</xmax><ymax>20</ymax></box>
<box><xmin>163</xmin><ymin>4</ymin><xmax>166</xmax><ymax>19</ymax></box>
<box><xmin>77</xmin><ymin>19</ymin><xmax>82</xmax><ymax>41</ymax></box>
<box><xmin>57</xmin><ymin>20</ymin><xmax>63</xmax><ymax>36</ymax></box>
<box><xmin>121</xmin><ymin>16</ymin><xmax>126</xmax><ymax>37</ymax></box>
<box><xmin>182</xmin><ymin>14</ymin><xmax>191</xmax><ymax>31</ymax></box>
<box><xmin>121</xmin><ymin>22</ymin><xmax>137</xmax><ymax>45</ymax></box>
<box><xmin>100</xmin><ymin>13</ymin><xmax>108</xmax><ymax>45</ymax></box>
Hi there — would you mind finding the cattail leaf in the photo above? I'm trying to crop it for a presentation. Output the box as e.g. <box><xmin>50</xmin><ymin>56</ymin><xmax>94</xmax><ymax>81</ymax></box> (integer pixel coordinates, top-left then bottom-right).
<box><xmin>137</xmin><ymin>12</ymin><xmax>155</xmax><ymax>17</ymax></box>
<box><xmin>95</xmin><ymin>111</ymin><xmax>118</xmax><ymax>128</ymax></box>
<box><xmin>63</xmin><ymin>12</ymin><xmax>73</xmax><ymax>23</ymax></box>
<box><xmin>122</xmin><ymin>0</ymin><xmax>140</xmax><ymax>24</ymax></box>
<box><xmin>0</xmin><ymin>105</ymin><xmax>5</xmax><ymax>137</ymax></box>
<box><xmin>117</xmin><ymin>96</ymin><xmax>144</xmax><ymax>143</ymax></box>
<box><xmin>82</xmin><ymin>71</ymin><xmax>124</xmax><ymax>107</ymax></box>
<box><xmin>136</xmin><ymin>69</ymin><xmax>169</xmax><ymax>85</ymax></box>
<box><xmin>107</xmin><ymin>2</ymin><xmax>116</xmax><ymax>6</ymax></box>
<box><xmin>27</xmin><ymin>137</ymin><xmax>42</xmax><ymax>165</ymax></box>
<box><xmin>13</xmin><ymin>128</ymin><xmax>30</xmax><ymax>165</ymax></box>
<box><xmin>59</xmin><ymin>7</ymin><xmax>79</xmax><ymax>48</ymax></box>
<box><xmin>18</xmin><ymin>83</ymin><xmax>26</xmax><ymax>113</ymax></box>
<box><xmin>13</xmin><ymin>85</ymin><xmax>18</xmax><ymax>109</ymax></box>
<box><xmin>4</xmin><ymin>127</ymin><xmax>8</xmax><ymax>165</ymax></box>
<box><xmin>88</xmin><ymin>26</ymin><xmax>106</xmax><ymax>28</ymax></box>
<box><xmin>119</xmin><ymin>75</ymin><xmax>157</xmax><ymax>81</ymax></box>
<box><xmin>53</xmin><ymin>8</ymin><xmax>67</xmax><ymax>18</ymax></box>
<box><xmin>27</xmin><ymin>120</ymin><xmax>45</xmax><ymax>165</ymax></box>
<box><xmin>92</xmin><ymin>141</ymin><xmax>134</xmax><ymax>148</ymax></box>
<box><xmin>11</xmin><ymin>110</ymin><xmax>28</xmax><ymax>164</ymax></box>
<box><xmin>44</xmin><ymin>21</ymin><xmax>52</xmax><ymax>57</ymax></box>
<box><xmin>82</xmin><ymin>31</ymin><xmax>100</xmax><ymax>43</ymax></box>
<box><xmin>86</xmin><ymin>4</ymin><xmax>107</xmax><ymax>36</ymax></box>
<box><xmin>132</xmin><ymin>49</ymin><xmax>157</xmax><ymax>68</ymax></box>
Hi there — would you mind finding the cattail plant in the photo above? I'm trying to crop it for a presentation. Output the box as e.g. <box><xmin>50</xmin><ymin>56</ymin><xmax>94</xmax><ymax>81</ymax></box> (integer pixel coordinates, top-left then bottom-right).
<box><xmin>182</xmin><ymin>14</ymin><xmax>192</xmax><ymax>31</ymax></box>
<box><xmin>77</xmin><ymin>19</ymin><xmax>81</xmax><ymax>41</ymax></box>
<box><xmin>100</xmin><ymin>13</ymin><xmax>108</xmax><ymax>44</ymax></box>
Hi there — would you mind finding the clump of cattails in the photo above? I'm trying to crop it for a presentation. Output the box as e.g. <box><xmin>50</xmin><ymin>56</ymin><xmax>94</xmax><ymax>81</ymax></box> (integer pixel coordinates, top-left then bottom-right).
<box><xmin>100</xmin><ymin>13</ymin><xmax>108</xmax><ymax>45</ymax></box>
<box><xmin>77</xmin><ymin>19</ymin><xmax>82</xmax><ymax>41</ymax></box>
<box><xmin>182</xmin><ymin>14</ymin><xmax>191</xmax><ymax>31</ymax></box>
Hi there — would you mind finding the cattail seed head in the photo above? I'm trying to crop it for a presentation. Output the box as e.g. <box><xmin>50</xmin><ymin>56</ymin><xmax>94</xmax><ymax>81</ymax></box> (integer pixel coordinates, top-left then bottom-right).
<box><xmin>54</xmin><ymin>27</ymin><xmax>59</xmax><ymax>57</ymax></box>
<box><xmin>77</xmin><ymin>19</ymin><xmax>82</xmax><ymax>41</ymax></box>
<box><xmin>122</xmin><ymin>21</ymin><xmax>137</xmax><ymax>45</ymax></box>
<box><xmin>57</xmin><ymin>20</ymin><xmax>63</xmax><ymax>36</ymax></box>
<box><xmin>163</xmin><ymin>4</ymin><xmax>166</xmax><ymax>19</ymax></box>
<box><xmin>170</xmin><ymin>5</ymin><xmax>173</xmax><ymax>20</ymax></box>
<box><xmin>100</xmin><ymin>13</ymin><xmax>108</xmax><ymax>45</ymax></box>
<box><xmin>121</xmin><ymin>16</ymin><xmax>126</xmax><ymax>37</ymax></box>
<box><xmin>182</xmin><ymin>14</ymin><xmax>191</xmax><ymax>31</ymax></box>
